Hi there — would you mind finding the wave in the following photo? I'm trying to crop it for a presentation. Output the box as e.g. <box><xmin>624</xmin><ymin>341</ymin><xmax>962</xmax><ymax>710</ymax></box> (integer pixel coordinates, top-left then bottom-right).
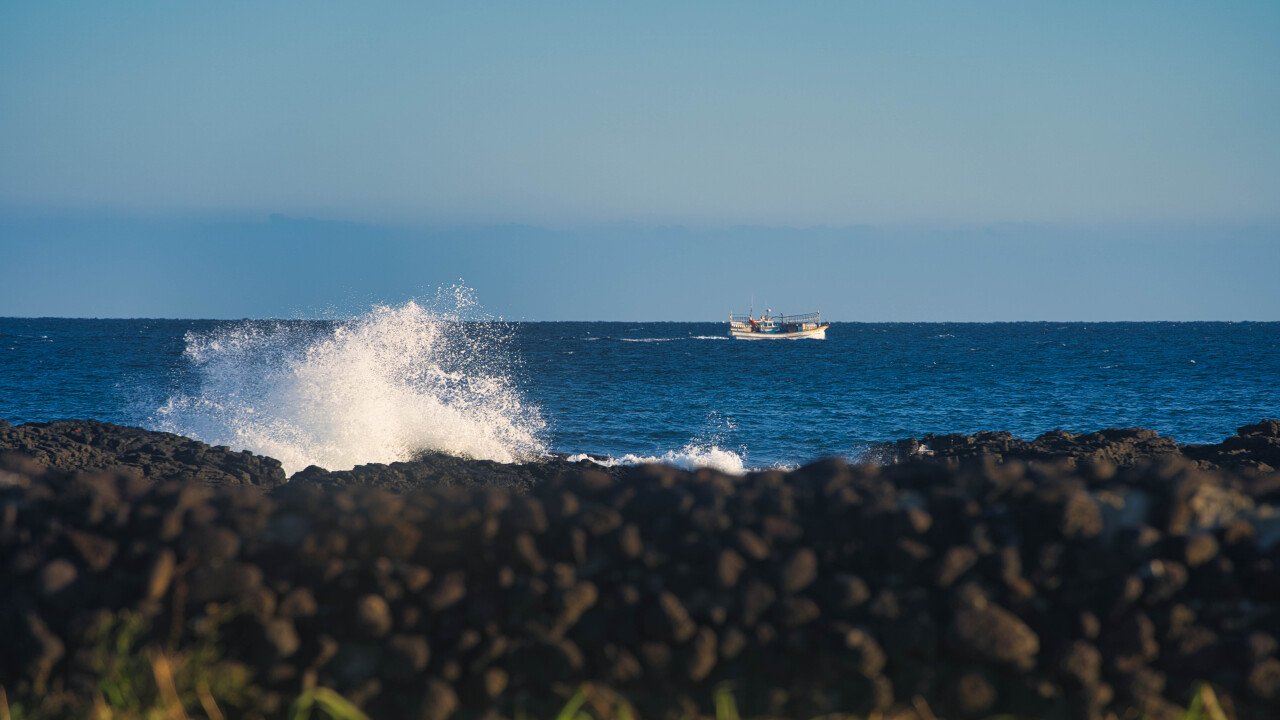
<box><xmin>153</xmin><ymin>289</ymin><xmax>546</xmax><ymax>474</ymax></box>
<box><xmin>567</xmin><ymin>442</ymin><xmax>747</xmax><ymax>475</ymax></box>
<box><xmin>617</xmin><ymin>335</ymin><xmax>729</xmax><ymax>343</ymax></box>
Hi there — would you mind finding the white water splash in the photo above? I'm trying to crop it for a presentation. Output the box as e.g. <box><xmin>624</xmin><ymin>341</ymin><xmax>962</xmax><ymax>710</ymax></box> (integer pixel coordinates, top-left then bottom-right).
<box><xmin>153</xmin><ymin>290</ymin><xmax>546</xmax><ymax>474</ymax></box>
<box><xmin>566</xmin><ymin>412</ymin><xmax>747</xmax><ymax>474</ymax></box>
<box><xmin>567</xmin><ymin>443</ymin><xmax>747</xmax><ymax>475</ymax></box>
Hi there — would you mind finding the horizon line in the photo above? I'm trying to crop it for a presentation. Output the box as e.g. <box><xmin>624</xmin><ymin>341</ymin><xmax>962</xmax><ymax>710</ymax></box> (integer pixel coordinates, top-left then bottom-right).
<box><xmin>3</xmin><ymin>316</ymin><xmax>1278</xmax><ymax>324</ymax></box>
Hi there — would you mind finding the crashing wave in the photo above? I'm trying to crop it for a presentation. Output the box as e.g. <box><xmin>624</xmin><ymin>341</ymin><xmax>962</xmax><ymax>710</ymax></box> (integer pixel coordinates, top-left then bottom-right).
<box><xmin>153</xmin><ymin>289</ymin><xmax>546</xmax><ymax>474</ymax></box>
<box><xmin>567</xmin><ymin>442</ymin><xmax>747</xmax><ymax>475</ymax></box>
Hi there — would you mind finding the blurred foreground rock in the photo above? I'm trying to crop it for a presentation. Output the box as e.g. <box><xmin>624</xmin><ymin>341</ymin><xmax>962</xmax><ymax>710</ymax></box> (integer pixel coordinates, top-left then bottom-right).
<box><xmin>1</xmin><ymin>420</ymin><xmax>1279</xmax><ymax>719</ymax></box>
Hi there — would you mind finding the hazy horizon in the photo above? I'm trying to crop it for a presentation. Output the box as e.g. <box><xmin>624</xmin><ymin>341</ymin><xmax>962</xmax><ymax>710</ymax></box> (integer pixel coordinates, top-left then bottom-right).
<box><xmin>3</xmin><ymin>212</ymin><xmax>1278</xmax><ymax>321</ymax></box>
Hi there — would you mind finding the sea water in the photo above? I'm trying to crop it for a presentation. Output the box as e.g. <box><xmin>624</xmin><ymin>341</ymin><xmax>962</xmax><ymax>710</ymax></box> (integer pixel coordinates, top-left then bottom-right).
<box><xmin>2</xmin><ymin>304</ymin><xmax>1278</xmax><ymax>474</ymax></box>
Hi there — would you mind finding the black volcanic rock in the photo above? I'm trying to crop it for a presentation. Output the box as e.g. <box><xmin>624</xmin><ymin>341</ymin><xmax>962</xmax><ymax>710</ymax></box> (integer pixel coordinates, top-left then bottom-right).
<box><xmin>283</xmin><ymin>452</ymin><xmax>605</xmax><ymax>493</ymax></box>
<box><xmin>874</xmin><ymin>419</ymin><xmax>1280</xmax><ymax>474</ymax></box>
<box><xmin>0</xmin><ymin>419</ymin><xmax>286</xmax><ymax>487</ymax></box>
<box><xmin>1</xmin><ymin>419</ymin><xmax>1279</xmax><ymax>719</ymax></box>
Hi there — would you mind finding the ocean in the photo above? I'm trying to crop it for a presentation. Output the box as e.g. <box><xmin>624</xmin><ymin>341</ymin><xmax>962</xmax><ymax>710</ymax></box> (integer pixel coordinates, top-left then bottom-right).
<box><xmin>2</xmin><ymin>305</ymin><xmax>1278</xmax><ymax>474</ymax></box>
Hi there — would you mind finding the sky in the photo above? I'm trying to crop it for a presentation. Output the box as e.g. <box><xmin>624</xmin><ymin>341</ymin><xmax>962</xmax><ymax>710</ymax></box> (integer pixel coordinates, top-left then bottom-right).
<box><xmin>1</xmin><ymin>2</ymin><xmax>1278</xmax><ymax>319</ymax></box>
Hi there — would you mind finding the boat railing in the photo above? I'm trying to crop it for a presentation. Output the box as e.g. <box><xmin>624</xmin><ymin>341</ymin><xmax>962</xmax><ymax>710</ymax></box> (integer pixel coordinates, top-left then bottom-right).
<box><xmin>731</xmin><ymin>312</ymin><xmax>821</xmax><ymax>321</ymax></box>
<box><xmin>778</xmin><ymin>312</ymin><xmax>822</xmax><ymax>324</ymax></box>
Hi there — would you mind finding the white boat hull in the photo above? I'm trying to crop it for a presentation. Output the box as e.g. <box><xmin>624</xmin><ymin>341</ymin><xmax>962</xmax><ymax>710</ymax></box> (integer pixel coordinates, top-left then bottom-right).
<box><xmin>730</xmin><ymin>325</ymin><xmax>828</xmax><ymax>340</ymax></box>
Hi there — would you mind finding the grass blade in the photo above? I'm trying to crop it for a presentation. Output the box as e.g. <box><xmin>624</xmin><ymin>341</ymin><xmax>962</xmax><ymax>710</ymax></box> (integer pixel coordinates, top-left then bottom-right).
<box><xmin>554</xmin><ymin>689</ymin><xmax>588</xmax><ymax>720</ymax></box>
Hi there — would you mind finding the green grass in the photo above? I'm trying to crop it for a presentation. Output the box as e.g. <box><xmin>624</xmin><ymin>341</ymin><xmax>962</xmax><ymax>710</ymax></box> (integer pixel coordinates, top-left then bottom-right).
<box><xmin>0</xmin><ymin>646</ymin><xmax>1236</xmax><ymax>720</ymax></box>
<box><xmin>713</xmin><ymin>685</ymin><xmax>740</xmax><ymax>720</ymax></box>
<box><xmin>286</xmin><ymin>688</ymin><xmax>368</xmax><ymax>720</ymax></box>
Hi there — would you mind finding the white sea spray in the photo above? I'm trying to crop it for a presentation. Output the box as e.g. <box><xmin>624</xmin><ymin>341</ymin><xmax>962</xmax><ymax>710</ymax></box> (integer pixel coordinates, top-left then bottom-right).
<box><xmin>153</xmin><ymin>289</ymin><xmax>546</xmax><ymax>474</ymax></box>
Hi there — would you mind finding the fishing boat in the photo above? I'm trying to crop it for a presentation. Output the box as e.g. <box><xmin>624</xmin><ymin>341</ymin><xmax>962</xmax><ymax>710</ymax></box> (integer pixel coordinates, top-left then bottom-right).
<box><xmin>728</xmin><ymin>309</ymin><xmax>829</xmax><ymax>340</ymax></box>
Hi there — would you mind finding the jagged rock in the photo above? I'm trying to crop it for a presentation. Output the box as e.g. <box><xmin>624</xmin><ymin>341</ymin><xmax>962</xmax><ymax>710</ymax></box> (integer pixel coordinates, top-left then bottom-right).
<box><xmin>0</xmin><ymin>419</ymin><xmax>286</xmax><ymax>487</ymax></box>
<box><xmin>1</xmin><ymin>419</ymin><xmax>1278</xmax><ymax>719</ymax></box>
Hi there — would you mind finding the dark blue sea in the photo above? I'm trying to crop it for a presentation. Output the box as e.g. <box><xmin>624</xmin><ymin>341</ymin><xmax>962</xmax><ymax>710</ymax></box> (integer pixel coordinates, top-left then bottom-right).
<box><xmin>2</xmin><ymin>310</ymin><xmax>1278</xmax><ymax>474</ymax></box>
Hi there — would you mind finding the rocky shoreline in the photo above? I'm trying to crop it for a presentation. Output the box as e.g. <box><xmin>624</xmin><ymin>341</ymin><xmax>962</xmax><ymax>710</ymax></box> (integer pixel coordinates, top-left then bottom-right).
<box><xmin>2</xmin><ymin>419</ymin><xmax>1280</xmax><ymax>719</ymax></box>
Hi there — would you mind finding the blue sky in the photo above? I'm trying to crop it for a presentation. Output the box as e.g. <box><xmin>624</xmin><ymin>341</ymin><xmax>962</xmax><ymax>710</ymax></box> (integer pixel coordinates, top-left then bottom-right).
<box><xmin>1</xmin><ymin>2</ymin><xmax>1278</xmax><ymax>319</ymax></box>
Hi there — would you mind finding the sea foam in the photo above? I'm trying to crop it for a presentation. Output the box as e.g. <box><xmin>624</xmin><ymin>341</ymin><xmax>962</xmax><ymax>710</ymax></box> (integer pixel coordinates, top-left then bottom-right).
<box><xmin>567</xmin><ymin>442</ymin><xmax>747</xmax><ymax>475</ymax></box>
<box><xmin>153</xmin><ymin>292</ymin><xmax>546</xmax><ymax>475</ymax></box>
